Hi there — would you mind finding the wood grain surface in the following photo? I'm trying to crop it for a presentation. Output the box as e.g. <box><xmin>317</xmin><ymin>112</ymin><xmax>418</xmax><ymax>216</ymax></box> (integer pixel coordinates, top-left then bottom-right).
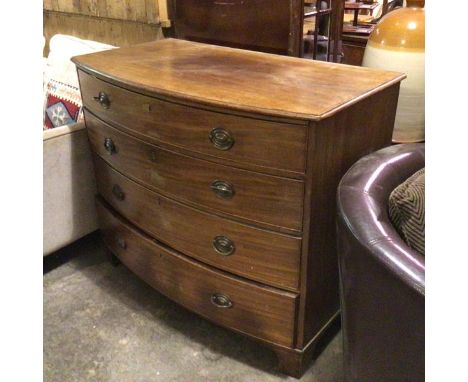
<box><xmin>44</xmin><ymin>0</ymin><xmax>160</xmax><ymax>23</ymax></box>
<box><xmin>97</xmin><ymin>198</ymin><xmax>298</xmax><ymax>347</ymax></box>
<box><xmin>79</xmin><ymin>70</ymin><xmax>308</xmax><ymax>175</ymax></box>
<box><xmin>296</xmin><ymin>83</ymin><xmax>401</xmax><ymax>348</ymax></box>
<box><xmin>76</xmin><ymin>38</ymin><xmax>405</xmax><ymax>378</ymax></box>
<box><xmin>43</xmin><ymin>0</ymin><xmax>164</xmax><ymax>56</ymax></box>
<box><xmin>94</xmin><ymin>156</ymin><xmax>302</xmax><ymax>291</ymax></box>
<box><xmin>86</xmin><ymin>110</ymin><xmax>305</xmax><ymax>232</ymax></box>
<box><xmin>72</xmin><ymin>38</ymin><xmax>405</xmax><ymax>120</ymax></box>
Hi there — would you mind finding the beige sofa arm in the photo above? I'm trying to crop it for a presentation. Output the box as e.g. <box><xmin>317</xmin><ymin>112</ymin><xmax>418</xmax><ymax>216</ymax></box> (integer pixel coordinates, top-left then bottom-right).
<box><xmin>43</xmin><ymin>123</ymin><xmax>98</xmax><ymax>255</ymax></box>
<box><xmin>43</xmin><ymin>121</ymin><xmax>86</xmax><ymax>142</ymax></box>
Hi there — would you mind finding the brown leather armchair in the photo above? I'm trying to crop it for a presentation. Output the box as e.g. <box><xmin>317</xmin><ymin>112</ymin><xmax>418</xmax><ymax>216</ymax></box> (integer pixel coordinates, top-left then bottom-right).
<box><xmin>336</xmin><ymin>144</ymin><xmax>425</xmax><ymax>382</ymax></box>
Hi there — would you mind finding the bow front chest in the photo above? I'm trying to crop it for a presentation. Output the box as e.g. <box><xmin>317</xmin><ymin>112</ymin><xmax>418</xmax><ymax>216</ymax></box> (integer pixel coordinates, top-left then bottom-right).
<box><xmin>73</xmin><ymin>39</ymin><xmax>404</xmax><ymax>378</ymax></box>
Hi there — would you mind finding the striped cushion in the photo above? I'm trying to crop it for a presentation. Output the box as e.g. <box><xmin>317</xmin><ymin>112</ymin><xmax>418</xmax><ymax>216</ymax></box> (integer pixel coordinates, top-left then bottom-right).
<box><xmin>388</xmin><ymin>168</ymin><xmax>425</xmax><ymax>255</ymax></box>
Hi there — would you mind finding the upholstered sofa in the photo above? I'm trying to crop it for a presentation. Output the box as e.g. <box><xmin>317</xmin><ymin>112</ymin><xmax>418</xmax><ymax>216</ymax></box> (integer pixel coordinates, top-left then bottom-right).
<box><xmin>43</xmin><ymin>35</ymin><xmax>114</xmax><ymax>255</ymax></box>
<box><xmin>336</xmin><ymin>143</ymin><xmax>425</xmax><ymax>382</ymax></box>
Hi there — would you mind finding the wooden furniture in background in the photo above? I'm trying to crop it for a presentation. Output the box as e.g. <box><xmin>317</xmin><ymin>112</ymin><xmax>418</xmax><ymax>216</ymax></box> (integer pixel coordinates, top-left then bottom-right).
<box><xmin>73</xmin><ymin>39</ymin><xmax>404</xmax><ymax>377</ymax></box>
<box><xmin>43</xmin><ymin>0</ymin><xmax>344</xmax><ymax>62</ymax></box>
<box><xmin>302</xmin><ymin>1</ymin><xmax>346</xmax><ymax>62</ymax></box>
<box><xmin>170</xmin><ymin>0</ymin><xmax>343</xmax><ymax>61</ymax></box>
<box><xmin>158</xmin><ymin>0</ymin><xmax>171</xmax><ymax>27</ymax></box>
<box><xmin>170</xmin><ymin>0</ymin><xmax>303</xmax><ymax>56</ymax></box>
<box><xmin>344</xmin><ymin>1</ymin><xmax>379</xmax><ymax>26</ymax></box>
<box><xmin>303</xmin><ymin>1</ymin><xmax>334</xmax><ymax>60</ymax></box>
<box><xmin>341</xmin><ymin>33</ymin><xmax>369</xmax><ymax>65</ymax></box>
<box><xmin>340</xmin><ymin>0</ymin><xmax>377</xmax><ymax>65</ymax></box>
<box><xmin>43</xmin><ymin>0</ymin><xmax>164</xmax><ymax>55</ymax></box>
<box><xmin>340</xmin><ymin>0</ymin><xmax>402</xmax><ymax>65</ymax></box>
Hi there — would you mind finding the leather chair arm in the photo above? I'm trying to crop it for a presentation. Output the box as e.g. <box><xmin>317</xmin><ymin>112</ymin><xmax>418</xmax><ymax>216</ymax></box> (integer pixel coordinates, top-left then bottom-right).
<box><xmin>337</xmin><ymin>143</ymin><xmax>425</xmax><ymax>295</ymax></box>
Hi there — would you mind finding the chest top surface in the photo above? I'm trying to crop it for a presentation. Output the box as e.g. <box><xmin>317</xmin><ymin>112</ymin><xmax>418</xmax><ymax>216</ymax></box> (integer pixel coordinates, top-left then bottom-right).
<box><xmin>72</xmin><ymin>38</ymin><xmax>405</xmax><ymax>121</ymax></box>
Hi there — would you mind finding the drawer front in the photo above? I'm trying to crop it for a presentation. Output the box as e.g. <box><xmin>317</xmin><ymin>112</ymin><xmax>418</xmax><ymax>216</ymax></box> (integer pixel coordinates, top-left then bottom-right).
<box><xmin>97</xmin><ymin>199</ymin><xmax>298</xmax><ymax>347</ymax></box>
<box><xmin>79</xmin><ymin>70</ymin><xmax>307</xmax><ymax>174</ymax></box>
<box><xmin>86</xmin><ymin>111</ymin><xmax>304</xmax><ymax>232</ymax></box>
<box><xmin>94</xmin><ymin>156</ymin><xmax>302</xmax><ymax>290</ymax></box>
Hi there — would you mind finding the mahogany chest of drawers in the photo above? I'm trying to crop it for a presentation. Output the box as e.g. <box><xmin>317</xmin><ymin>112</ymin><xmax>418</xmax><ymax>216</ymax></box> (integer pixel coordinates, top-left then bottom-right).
<box><xmin>73</xmin><ymin>39</ymin><xmax>404</xmax><ymax>378</ymax></box>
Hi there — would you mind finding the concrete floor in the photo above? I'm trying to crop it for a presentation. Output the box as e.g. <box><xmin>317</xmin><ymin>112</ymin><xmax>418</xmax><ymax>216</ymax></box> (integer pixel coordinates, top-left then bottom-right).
<box><xmin>44</xmin><ymin>234</ymin><xmax>344</xmax><ymax>382</ymax></box>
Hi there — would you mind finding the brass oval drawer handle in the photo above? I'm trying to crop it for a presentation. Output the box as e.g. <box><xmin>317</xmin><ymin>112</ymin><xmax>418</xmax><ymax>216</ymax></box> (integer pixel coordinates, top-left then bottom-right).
<box><xmin>213</xmin><ymin>235</ymin><xmax>235</xmax><ymax>256</ymax></box>
<box><xmin>104</xmin><ymin>137</ymin><xmax>116</xmax><ymax>155</ymax></box>
<box><xmin>211</xmin><ymin>180</ymin><xmax>235</xmax><ymax>199</ymax></box>
<box><xmin>93</xmin><ymin>91</ymin><xmax>110</xmax><ymax>109</ymax></box>
<box><xmin>209</xmin><ymin>127</ymin><xmax>234</xmax><ymax>151</ymax></box>
<box><xmin>112</xmin><ymin>184</ymin><xmax>125</xmax><ymax>201</ymax></box>
<box><xmin>211</xmin><ymin>293</ymin><xmax>233</xmax><ymax>309</ymax></box>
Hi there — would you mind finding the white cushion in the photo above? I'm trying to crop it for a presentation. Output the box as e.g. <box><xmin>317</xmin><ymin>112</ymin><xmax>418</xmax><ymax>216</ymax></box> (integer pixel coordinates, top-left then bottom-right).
<box><xmin>45</xmin><ymin>34</ymin><xmax>116</xmax><ymax>89</ymax></box>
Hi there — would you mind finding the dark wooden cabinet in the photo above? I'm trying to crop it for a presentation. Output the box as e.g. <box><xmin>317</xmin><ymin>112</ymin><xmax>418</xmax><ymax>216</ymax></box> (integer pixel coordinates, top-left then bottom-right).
<box><xmin>73</xmin><ymin>39</ymin><xmax>404</xmax><ymax>377</ymax></box>
<box><xmin>171</xmin><ymin>0</ymin><xmax>303</xmax><ymax>55</ymax></box>
<box><xmin>341</xmin><ymin>33</ymin><xmax>368</xmax><ymax>65</ymax></box>
<box><xmin>169</xmin><ymin>0</ymin><xmax>343</xmax><ymax>61</ymax></box>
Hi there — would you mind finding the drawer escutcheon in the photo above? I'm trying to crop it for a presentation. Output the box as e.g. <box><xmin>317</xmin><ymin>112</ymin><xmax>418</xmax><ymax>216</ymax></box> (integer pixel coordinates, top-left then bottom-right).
<box><xmin>103</xmin><ymin>137</ymin><xmax>116</xmax><ymax>155</ymax></box>
<box><xmin>112</xmin><ymin>184</ymin><xmax>125</xmax><ymax>201</ymax></box>
<box><xmin>117</xmin><ymin>238</ymin><xmax>127</xmax><ymax>249</ymax></box>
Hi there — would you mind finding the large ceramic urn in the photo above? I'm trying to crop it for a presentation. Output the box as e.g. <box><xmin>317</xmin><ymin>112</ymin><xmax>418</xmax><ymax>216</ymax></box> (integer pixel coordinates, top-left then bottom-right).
<box><xmin>363</xmin><ymin>0</ymin><xmax>425</xmax><ymax>143</ymax></box>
